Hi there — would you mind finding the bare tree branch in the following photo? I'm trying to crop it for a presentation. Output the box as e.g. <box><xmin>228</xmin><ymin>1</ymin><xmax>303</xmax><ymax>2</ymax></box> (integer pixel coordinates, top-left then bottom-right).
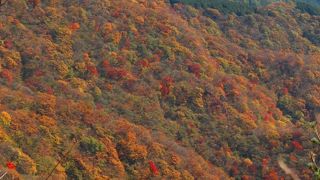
<box><xmin>0</xmin><ymin>0</ymin><xmax>8</xmax><ymax>7</ymax></box>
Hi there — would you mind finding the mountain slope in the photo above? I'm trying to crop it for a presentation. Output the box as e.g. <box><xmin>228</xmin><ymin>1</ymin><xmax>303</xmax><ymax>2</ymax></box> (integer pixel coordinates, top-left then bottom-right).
<box><xmin>0</xmin><ymin>0</ymin><xmax>319</xmax><ymax>179</ymax></box>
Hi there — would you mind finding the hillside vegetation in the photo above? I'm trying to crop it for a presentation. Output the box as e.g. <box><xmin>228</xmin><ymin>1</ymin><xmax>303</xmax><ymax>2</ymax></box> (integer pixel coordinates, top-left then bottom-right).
<box><xmin>176</xmin><ymin>0</ymin><xmax>320</xmax><ymax>15</ymax></box>
<box><xmin>0</xmin><ymin>0</ymin><xmax>319</xmax><ymax>179</ymax></box>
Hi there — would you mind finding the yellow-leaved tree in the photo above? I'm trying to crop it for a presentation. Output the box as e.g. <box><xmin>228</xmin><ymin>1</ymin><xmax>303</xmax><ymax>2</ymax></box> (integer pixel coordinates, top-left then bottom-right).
<box><xmin>0</xmin><ymin>111</ymin><xmax>11</xmax><ymax>126</ymax></box>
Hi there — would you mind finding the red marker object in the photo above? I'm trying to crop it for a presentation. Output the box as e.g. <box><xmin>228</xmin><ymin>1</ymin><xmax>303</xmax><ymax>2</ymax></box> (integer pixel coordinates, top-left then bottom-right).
<box><xmin>6</xmin><ymin>162</ymin><xmax>15</xmax><ymax>170</ymax></box>
<box><xmin>149</xmin><ymin>161</ymin><xmax>159</xmax><ymax>175</ymax></box>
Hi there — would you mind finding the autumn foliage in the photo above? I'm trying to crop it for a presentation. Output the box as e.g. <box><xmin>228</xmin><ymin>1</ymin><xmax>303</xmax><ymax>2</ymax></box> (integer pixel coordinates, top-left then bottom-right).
<box><xmin>69</xmin><ymin>23</ymin><xmax>80</xmax><ymax>31</ymax></box>
<box><xmin>102</xmin><ymin>60</ymin><xmax>128</xmax><ymax>80</ymax></box>
<box><xmin>188</xmin><ymin>63</ymin><xmax>201</xmax><ymax>77</ymax></box>
<box><xmin>86</xmin><ymin>65</ymin><xmax>98</xmax><ymax>76</ymax></box>
<box><xmin>0</xmin><ymin>0</ymin><xmax>318</xmax><ymax>179</ymax></box>
<box><xmin>160</xmin><ymin>76</ymin><xmax>173</xmax><ymax>96</ymax></box>
<box><xmin>0</xmin><ymin>69</ymin><xmax>13</xmax><ymax>83</ymax></box>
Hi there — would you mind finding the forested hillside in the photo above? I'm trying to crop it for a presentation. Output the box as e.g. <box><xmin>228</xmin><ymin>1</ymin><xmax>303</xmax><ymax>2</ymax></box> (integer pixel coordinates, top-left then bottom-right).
<box><xmin>175</xmin><ymin>0</ymin><xmax>320</xmax><ymax>15</ymax></box>
<box><xmin>0</xmin><ymin>0</ymin><xmax>319</xmax><ymax>179</ymax></box>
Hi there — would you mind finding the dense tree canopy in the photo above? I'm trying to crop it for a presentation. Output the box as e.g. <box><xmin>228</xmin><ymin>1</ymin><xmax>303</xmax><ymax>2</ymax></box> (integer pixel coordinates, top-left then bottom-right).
<box><xmin>0</xmin><ymin>0</ymin><xmax>319</xmax><ymax>179</ymax></box>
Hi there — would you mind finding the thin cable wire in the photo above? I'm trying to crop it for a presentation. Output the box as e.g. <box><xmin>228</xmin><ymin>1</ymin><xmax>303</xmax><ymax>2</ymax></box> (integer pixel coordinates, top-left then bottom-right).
<box><xmin>45</xmin><ymin>140</ymin><xmax>78</xmax><ymax>180</ymax></box>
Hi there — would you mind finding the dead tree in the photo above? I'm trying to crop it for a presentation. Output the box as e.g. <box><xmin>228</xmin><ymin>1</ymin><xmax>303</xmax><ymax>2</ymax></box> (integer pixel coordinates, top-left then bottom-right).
<box><xmin>0</xmin><ymin>0</ymin><xmax>8</xmax><ymax>8</ymax></box>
